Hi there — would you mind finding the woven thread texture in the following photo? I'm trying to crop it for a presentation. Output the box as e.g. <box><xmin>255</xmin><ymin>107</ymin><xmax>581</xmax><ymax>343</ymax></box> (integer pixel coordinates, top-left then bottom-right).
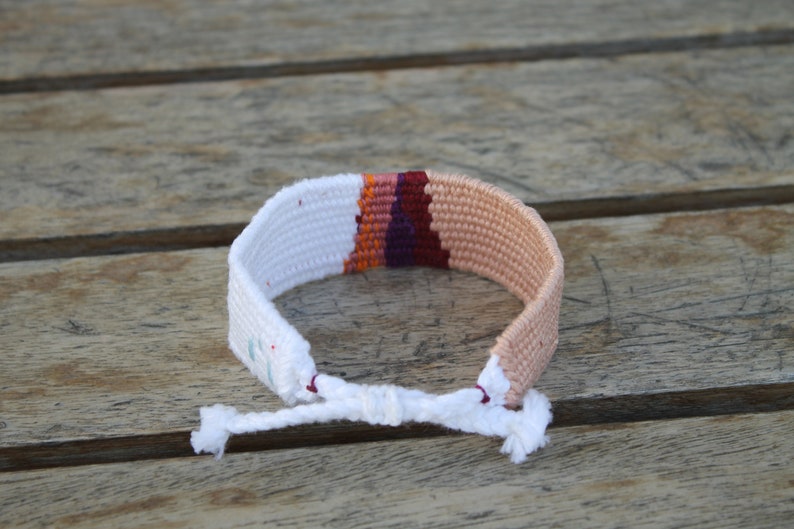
<box><xmin>425</xmin><ymin>170</ymin><xmax>564</xmax><ymax>405</ymax></box>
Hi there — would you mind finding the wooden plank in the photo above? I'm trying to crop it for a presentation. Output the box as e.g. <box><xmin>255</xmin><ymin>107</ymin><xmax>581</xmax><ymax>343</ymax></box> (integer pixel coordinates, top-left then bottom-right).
<box><xmin>1</xmin><ymin>205</ymin><xmax>791</xmax><ymax>452</ymax></box>
<box><xmin>2</xmin><ymin>411</ymin><xmax>792</xmax><ymax>528</ymax></box>
<box><xmin>2</xmin><ymin>0</ymin><xmax>792</xmax><ymax>83</ymax></box>
<box><xmin>2</xmin><ymin>46</ymin><xmax>793</xmax><ymax>244</ymax></box>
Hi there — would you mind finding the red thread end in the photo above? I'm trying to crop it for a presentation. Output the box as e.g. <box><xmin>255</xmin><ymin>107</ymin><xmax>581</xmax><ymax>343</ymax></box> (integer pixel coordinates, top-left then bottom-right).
<box><xmin>475</xmin><ymin>384</ymin><xmax>490</xmax><ymax>404</ymax></box>
<box><xmin>306</xmin><ymin>374</ymin><xmax>319</xmax><ymax>393</ymax></box>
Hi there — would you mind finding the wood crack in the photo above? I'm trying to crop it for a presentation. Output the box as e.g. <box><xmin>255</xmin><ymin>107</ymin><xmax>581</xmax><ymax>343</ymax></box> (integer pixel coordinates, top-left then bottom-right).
<box><xmin>1</xmin><ymin>29</ymin><xmax>792</xmax><ymax>95</ymax></box>
<box><xmin>3</xmin><ymin>185</ymin><xmax>793</xmax><ymax>263</ymax></box>
<box><xmin>2</xmin><ymin>382</ymin><xmax>792</xmax><ymax>473</ymax></box>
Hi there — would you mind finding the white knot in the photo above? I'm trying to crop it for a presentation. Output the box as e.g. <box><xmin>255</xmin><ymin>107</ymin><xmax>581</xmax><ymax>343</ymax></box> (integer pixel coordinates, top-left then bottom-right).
<box><xmin>499</xmin><ymin>389</ymin><xmax>552</xmax><ymax>464</ymax></box>
<box><xmin>360</xmin><ymin>384</ymin><xmax>403</xmax><ymax>426</ymax></box>
<box><xmin>190</xmin><ymin>404</ymin><xmax>238</xmax><ymax>459</ymax></box>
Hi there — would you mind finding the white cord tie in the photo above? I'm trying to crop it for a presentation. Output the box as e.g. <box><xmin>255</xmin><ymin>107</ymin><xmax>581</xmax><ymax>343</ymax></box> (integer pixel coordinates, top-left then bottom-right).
<box><xmin>191</xmin><ymin>374</ymin><xmax>552</xmax><ymax>464</ymax></box>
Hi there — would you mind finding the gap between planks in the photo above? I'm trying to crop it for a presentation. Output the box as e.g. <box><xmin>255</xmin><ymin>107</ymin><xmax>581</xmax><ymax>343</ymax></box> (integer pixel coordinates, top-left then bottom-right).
<box><xmin>2</xmin><ymin>184</ymin><xmax>794</xmax><ymax>263</ymax></box>
<box><xmin>1</xmin><ymin>29</ymin><xmax>792</xmax><ymax>95</ymax></box>
<box><xmin>2</xmin><ymin>382</ymin><xmax>792</xmax><ymax>473</ymax></box>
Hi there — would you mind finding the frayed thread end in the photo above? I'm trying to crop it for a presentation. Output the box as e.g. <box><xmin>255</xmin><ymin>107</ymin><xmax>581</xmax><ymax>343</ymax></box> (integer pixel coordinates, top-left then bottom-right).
<box><xmin>190</xmin><ymin>404</ymin><xmax>239</xmax><ymax>459</ymax></box>
<box><xmin>500</xmin><ymin>389</ymin><xmax>552</xmax><ymax>464</ymax></box>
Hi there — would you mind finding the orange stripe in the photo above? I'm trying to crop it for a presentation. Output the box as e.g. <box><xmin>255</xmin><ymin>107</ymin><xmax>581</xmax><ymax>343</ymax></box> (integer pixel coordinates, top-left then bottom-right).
<box><xmin>344</xmin><ymin>173</ymin><xmax>398</xmax><ymax>273</ymax></box>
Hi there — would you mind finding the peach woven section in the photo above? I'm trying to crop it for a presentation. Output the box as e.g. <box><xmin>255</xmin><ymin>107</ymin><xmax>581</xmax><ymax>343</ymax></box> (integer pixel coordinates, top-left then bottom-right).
<box><xmin>425</xmin><ymin>171</ymin><xmax>564</xmax><ymax>407</ymax></box>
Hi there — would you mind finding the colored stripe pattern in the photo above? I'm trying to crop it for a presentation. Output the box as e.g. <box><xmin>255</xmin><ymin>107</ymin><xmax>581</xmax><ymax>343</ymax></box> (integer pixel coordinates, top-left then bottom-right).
<box><xmin>344</xmin><ymin>171</ymin><xmax>450</xmax><ymax>273</ymax></box>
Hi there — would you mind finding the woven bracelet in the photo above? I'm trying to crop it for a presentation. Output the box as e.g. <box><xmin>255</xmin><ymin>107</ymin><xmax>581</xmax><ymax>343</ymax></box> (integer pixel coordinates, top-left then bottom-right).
<box><xmin>191</xmin><ymin>171</ymin><xmax>564</xmax><ymax>463</ymax></box>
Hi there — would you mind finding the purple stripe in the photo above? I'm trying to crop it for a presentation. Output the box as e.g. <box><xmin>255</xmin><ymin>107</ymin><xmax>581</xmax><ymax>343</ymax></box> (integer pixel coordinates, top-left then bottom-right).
<box><xmin>385</xmin><ymin>173</ymin><xmax>416</xmax><ymax>267</ymax></box>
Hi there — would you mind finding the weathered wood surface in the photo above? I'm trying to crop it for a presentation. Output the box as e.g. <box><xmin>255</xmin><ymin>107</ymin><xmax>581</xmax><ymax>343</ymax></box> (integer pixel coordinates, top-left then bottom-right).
<box><xmin>2</xmin><ymin>410</ymin><xmax>792</xmax><ymax>528</ymax></box>
<box><xmin>2</xmin><ymin>0</ymin><xmax>793</xmax><ymax>525</ymax></box>
<box><xmin>2</xmin><ymin>46</ymin><xmax>793</xmax><ymax>247</ymax></box>
<box><xmin>2</xmin><ymin>205</ymin><xmax>791</xmax><ymax>454</ymax></box>
<box><xmin>2</xmin><ymin>0</ymin><xmax>792</xmax><ymax>84</ymax></box>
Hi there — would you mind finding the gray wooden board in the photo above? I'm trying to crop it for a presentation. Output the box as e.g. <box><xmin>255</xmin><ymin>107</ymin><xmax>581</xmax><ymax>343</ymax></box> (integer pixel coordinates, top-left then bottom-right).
<box><xmin>2</xmin><ymin>0</ymin><xmax>792</xmax><ymax>81</ymax></box>
<box><xmin>1</xmin><ymin>205</ymin><xmax>791</xmax><ymax>447</ymax></box>
<box><xmin>2</xmin><ymin>46</ymin><xmax>793</xmax><ymax>241</ymax></box>
<box><xmin>1</xmin><ymin>410</ymin><xmax>792</xmax><ymax>528</ymax></box>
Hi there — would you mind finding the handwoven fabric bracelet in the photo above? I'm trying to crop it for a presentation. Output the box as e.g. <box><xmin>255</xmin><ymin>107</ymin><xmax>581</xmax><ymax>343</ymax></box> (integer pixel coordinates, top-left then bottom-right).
<box><xmin>191</xmin><ymin>170</ymin><xmax>564</xmax><ymax>463</ymax></box>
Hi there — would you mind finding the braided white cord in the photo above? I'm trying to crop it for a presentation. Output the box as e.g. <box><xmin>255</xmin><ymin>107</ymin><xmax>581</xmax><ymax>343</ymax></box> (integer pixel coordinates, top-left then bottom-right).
<box><xmin>191</xmin><ymin>373</ymin><xmax>551</xmax><ymax>464</ymax></box>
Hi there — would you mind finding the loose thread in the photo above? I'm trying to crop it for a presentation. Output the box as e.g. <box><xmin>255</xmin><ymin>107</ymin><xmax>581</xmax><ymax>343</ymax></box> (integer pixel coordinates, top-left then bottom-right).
<box><xmin>475</xmin><ymin>384</ymin><xmax>491</xmax><ymax>404</ymax></box>
<box><xmin>306</xmin><ymin>374</ymin><xmax>319</xmax><ymax>393</ymax></box>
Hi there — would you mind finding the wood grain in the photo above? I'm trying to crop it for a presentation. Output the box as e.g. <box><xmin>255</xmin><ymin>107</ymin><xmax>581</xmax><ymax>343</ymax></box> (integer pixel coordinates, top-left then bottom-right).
<box><xmin>3</xmin><ymin>1</ymin><xmax>790</xmax><ymax>525</ymax></box>
<box><xmin>2</xmin><ymin>0</ymin><xmax>792</xmax><ymax>83</ymax></box>
<box><xmin>2</xmin><ymin>46</ymin><xmax>793</xmax><ymax>243</ymax></box>
<box><xmin>2</xmin><ymin>410</ymin><xmax>792</xmax><ymax>528</ymax></box>
<box><xmin>1</xmin><ymin>205</ymin><xmax>791</xmax><ymax>451</ymax></box>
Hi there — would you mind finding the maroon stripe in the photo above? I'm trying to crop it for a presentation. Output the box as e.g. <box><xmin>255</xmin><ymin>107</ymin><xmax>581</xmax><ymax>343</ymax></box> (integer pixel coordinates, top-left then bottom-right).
<box><xmin>401</xmin><ymin>171</ymin><xmax>450</xmax><ymax>269</ymax></box>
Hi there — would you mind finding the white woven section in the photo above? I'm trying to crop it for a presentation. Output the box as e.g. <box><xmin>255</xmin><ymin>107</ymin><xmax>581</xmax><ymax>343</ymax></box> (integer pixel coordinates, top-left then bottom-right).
<box><xmin>227</xmin><ymin>173</ymin><xmax>364</xmax><ymax>404</ymax></box>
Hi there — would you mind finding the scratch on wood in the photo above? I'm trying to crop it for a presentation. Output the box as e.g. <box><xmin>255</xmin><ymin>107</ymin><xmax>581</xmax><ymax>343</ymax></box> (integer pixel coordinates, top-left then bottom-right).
<box><xmin>563</xmin><ymin>295</ymin><xmax>592</xmax><ymax>305</ymax></box>
<box><xmin>648</xmin><ymin>287</ymin><xmax>794</xmax><ymax>316</ymax></box>
<box><xmin>630</xmin><ymin>311</ymin><xmax>744</xmax><ymax>336</ymax></box>
<box><xmin>590</xmin><ymin>254</ymin><xmax>623</xmax><ymax>336</ymax></box>
<box><xmin>55</xmin><ymin>319</ymin><xmax>98</xmax><ymax>336</ymax></box>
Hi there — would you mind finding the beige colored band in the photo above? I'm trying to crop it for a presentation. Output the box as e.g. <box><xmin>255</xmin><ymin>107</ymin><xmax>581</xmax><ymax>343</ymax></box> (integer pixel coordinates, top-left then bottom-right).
<box><xmin>425</xmin><ymin>171</ymin><xmax>564</xmax><ymax>406</ymax></box>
